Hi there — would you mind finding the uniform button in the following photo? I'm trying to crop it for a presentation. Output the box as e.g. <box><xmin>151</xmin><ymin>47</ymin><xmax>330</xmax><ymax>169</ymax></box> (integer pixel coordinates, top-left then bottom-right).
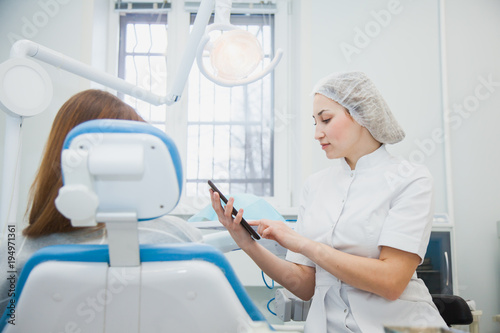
<box><xmin>344</xmin><ymin>309</ymin><xmax>347</xmax><ymax>313</ymax></box>
<box><xmin>350</xmin><ymin>172</ymin><xmax>354</xmax><ymax>177</ymax></box>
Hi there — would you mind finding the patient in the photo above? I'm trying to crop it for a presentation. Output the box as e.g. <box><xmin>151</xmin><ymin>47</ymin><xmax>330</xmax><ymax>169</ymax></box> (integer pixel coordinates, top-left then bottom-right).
<box><xmin>0</xmin><ymin>89</ymin><xmax>201</xmax><ymax>315</ymax></box>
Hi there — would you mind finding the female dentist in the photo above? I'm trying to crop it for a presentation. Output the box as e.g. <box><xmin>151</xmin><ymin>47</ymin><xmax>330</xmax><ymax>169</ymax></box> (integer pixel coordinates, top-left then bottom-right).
<box><xmin>210</xmin><ymin>72</ymin><xmax>447</xmax><ymax>332</ymax></box>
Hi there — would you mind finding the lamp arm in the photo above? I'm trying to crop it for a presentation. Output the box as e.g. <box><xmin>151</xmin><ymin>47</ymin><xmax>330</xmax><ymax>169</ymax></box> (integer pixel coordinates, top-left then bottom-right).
<box><xmin>214</xmin><ymin>0</ymin><xmax>232</xmax><ymax>24</ymax></box>
<box><xmin>9</xmin><ymin>0</ymin><xmax>216</xmax><ymax>106</ymax></box>
<box><xmin>10</xmin><ymin>40</ymin><xmax>166</xmax><ymax>106</ymax></box>
<box><xmin>165</xmin><ymin>0</ymin><xmax>215</xmax><ymax>104</ymax></box>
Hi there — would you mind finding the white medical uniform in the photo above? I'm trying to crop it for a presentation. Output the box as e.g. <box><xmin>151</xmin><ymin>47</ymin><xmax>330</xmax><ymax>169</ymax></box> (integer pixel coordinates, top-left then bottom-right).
<box><xmin>286</xmin><ymin>145</ymin><xmax>447</xmax><ymax>333</ymax></box>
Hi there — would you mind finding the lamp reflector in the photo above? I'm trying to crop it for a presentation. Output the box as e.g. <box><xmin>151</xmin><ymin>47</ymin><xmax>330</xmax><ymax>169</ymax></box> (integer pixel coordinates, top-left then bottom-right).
<box><xmin>0</xmin><ymin>57</ymin><xmax>53</xmax><ymax>117</ymax></box>
<box><xmin>210</xmin><ymin>30</ymin><xmax>263</xmax><ymax>80</ymax></box>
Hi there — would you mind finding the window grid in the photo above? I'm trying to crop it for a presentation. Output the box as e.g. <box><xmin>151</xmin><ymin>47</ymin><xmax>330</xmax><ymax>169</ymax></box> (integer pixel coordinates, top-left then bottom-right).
<box><xmin>185</xmin><ymin>13</ymin><xmax>275</xmax><ymax>198</ymax></box>
<box><xmin>118</xmin><ymin>13</ymin><xmax>168</xmax><ymax>131</ymax></box>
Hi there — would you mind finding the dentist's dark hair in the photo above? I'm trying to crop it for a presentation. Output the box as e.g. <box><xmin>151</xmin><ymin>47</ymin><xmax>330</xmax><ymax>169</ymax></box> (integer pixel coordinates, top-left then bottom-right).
<box><xmin>23</xmin><ymin>89</ymin><xmax>145</xmax><ymax>238</ymax></box>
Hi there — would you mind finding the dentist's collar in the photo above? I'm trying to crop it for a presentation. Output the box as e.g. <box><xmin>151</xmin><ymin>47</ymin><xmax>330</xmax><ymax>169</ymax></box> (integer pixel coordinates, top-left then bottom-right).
<box><xmin>340</xmin><ymin>144</ymin><xmax>388</xmax><ymax>172</ymax></box>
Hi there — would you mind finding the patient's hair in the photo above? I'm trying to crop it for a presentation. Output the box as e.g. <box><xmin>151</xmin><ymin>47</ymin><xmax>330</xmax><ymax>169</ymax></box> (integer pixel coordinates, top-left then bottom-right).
<box><xmin>23</xmin><ymin>89</ymin><xmax>145</xmax><ymax>238</ymax></box>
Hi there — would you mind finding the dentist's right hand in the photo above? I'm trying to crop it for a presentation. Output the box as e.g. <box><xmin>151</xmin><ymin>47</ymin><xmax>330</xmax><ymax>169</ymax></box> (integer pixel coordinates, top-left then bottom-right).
<box><xmin>209</xmin><ymin>189</ymin><xmax>256</xmax><ymax>250</ymax></box>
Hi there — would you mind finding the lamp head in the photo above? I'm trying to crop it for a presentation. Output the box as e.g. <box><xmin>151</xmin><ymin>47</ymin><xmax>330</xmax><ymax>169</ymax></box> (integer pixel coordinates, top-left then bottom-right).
<box><xmin>0</xmin><ymin>57</ymin><xmax>53</xmax><ymax>117</ymax></box>
<box><xmin>210</xmin><ymin>29</ymin><xmax>263</xmax><ymax>81</ymax></box>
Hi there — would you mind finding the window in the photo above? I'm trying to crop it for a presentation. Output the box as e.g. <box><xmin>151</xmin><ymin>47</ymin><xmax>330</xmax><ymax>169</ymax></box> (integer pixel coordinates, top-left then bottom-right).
<box><xmin>185</xmin><ymin>14</ymin><xmax>275</xmax><ymax>198</ymax></box>
<box><xmin>117</xmin><ymin>2</ymin><xmax>290</xmax><ymax>208</ymax></box>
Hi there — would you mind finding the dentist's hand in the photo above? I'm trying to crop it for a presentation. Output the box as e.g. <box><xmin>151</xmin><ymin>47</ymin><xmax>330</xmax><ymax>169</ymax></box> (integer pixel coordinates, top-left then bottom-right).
<box><xmin>248</xmin><ymin>219</ymin><xmax>308</xmax><ymax>254</ymax></box>
<box><xmin>210</xmin><ymin>189</ymin><xmax>255</xmax><ymax>249</ymax></box>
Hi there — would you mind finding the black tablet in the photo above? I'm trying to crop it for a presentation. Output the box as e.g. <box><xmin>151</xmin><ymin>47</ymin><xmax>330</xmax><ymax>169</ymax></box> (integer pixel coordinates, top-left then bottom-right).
<box><xmin>208</xmin><ymin>180</ymin><xmax>260</xmax><ymax>240</ymax></box>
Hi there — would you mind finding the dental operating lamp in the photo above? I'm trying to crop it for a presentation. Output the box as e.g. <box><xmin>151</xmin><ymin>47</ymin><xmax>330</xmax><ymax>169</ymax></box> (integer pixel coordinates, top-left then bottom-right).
<box><xmin>0</xmin><ymin>0</ymin><xmax>283</xmax><ymax>237</ymax></box>
<box><xmin>198</xmin><ymin>0</ymin><xmax>283</xmax><ymax>87</ymax></box>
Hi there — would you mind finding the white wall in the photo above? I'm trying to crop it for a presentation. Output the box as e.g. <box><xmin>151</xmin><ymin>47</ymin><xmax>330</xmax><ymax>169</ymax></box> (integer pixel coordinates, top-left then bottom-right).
<box><xmin>296</xmin><ymin>0</ymin><xmax>448</xmax><ymax>212</ymax></box>
<box><xmin>445</xmin><ymin>1</ymin><xmax>500</xmax><ymax>332</ymax></box>
<box><xmin>291</xmin><ymin>0</ymin><xmax>500</xmax><ymax>332</ymax></box>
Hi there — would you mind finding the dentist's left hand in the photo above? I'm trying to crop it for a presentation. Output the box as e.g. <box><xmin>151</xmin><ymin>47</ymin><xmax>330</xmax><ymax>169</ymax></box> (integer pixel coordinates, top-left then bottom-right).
<box><xmin>210</xmin><ymin>189</ymin><xmax>255</xmax><ymax>250</ymax></box>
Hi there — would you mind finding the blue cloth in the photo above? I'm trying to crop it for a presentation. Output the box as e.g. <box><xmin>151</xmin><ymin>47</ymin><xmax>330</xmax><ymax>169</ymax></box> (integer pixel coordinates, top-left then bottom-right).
<box><xmin>189</xmin><ymin>193</ymin><xmax>285</xmax><ymax>222</ymax></box>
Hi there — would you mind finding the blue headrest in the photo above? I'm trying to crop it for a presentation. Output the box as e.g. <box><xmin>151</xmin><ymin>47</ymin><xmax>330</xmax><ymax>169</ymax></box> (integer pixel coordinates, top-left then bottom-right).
<box><xmin>63</xmin><ymin>119</ymin><xmax>183</xmax><ymax>192</ymax></box>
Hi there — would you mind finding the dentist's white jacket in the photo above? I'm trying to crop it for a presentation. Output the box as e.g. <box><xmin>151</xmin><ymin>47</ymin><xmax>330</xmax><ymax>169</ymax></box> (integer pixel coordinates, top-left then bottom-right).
<box><xmin>286</xmin><ymin>145</ymin><xmax>447</xmax><ymax>333</ymax></box>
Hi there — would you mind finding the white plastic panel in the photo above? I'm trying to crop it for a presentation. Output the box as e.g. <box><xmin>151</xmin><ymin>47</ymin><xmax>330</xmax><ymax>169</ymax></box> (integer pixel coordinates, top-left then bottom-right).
<box><xmin>103</xmin><ymin>218</ymin><xmax>140</xmax><ymax>267</ymax></box>
<box><xmin>104</xmin><ymin>267</ymin><xmax>141</xmax><ymax>333</ymax></box>
<box><xmin>139</xmin><ymin>260</ymin><xmax>253</xmax><ymax>333</ymax></box>
<box><xmin>89</xmin><ymin>144</ymin><xmax>144</xmax><ymax>176</ymax></box>
<box><xmin>57</xmin><ymin>148</ymin><xmax>98</xmax><ymax>227</ymax></box>
<box><xmin>4</xmin><ymin>261</ymin><xmax>107</xmax><ymax>333</ymax></box>
<box><xmin>3</xmin><ymin>258</ymin><xmax>283</xmax><ymax>333</ymax></box>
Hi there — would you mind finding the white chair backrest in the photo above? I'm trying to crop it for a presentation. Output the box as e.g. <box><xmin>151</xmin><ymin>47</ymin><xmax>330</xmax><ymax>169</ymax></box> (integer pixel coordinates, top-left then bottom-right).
<box><xmin>55</xmin><ymin>119</ymin><xmax>182</xmax><ymax>266</ymax></box>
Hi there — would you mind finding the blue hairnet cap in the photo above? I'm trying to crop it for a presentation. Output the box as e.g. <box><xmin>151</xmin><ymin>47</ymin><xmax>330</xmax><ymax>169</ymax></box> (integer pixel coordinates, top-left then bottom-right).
<box><xmin>188</xmin><ymin>193</ymin><xmax>285</xmax><ymax>222</ymax></box>
<box><xmin>312</xmin><ymin>71</ymin><xmax>405</xmax><ymax>144</ymax></box>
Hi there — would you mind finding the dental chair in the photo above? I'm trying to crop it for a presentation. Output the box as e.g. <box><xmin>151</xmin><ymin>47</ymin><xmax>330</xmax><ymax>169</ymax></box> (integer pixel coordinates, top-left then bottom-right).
<box><xmin>0</xmin><ymin>119</ymin><xmax>276</xmax><ymax>333</ymax></box>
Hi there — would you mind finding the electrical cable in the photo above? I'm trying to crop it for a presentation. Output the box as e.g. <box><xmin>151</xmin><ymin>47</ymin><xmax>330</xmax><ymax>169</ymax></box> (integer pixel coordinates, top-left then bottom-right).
<box><xmin>262</xmin><ymin>270</ymin><xmax>277</xmax><ymax>316</ymax></box>
<box><xmin>267</xmin><ymin>297</ymin><xmax>276</xmax><ymax>316</ymax></box>
<box><xmin>261</xmin><ymin>270</ymin><xmax>274</xmax><ymax>289</ymax></box>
